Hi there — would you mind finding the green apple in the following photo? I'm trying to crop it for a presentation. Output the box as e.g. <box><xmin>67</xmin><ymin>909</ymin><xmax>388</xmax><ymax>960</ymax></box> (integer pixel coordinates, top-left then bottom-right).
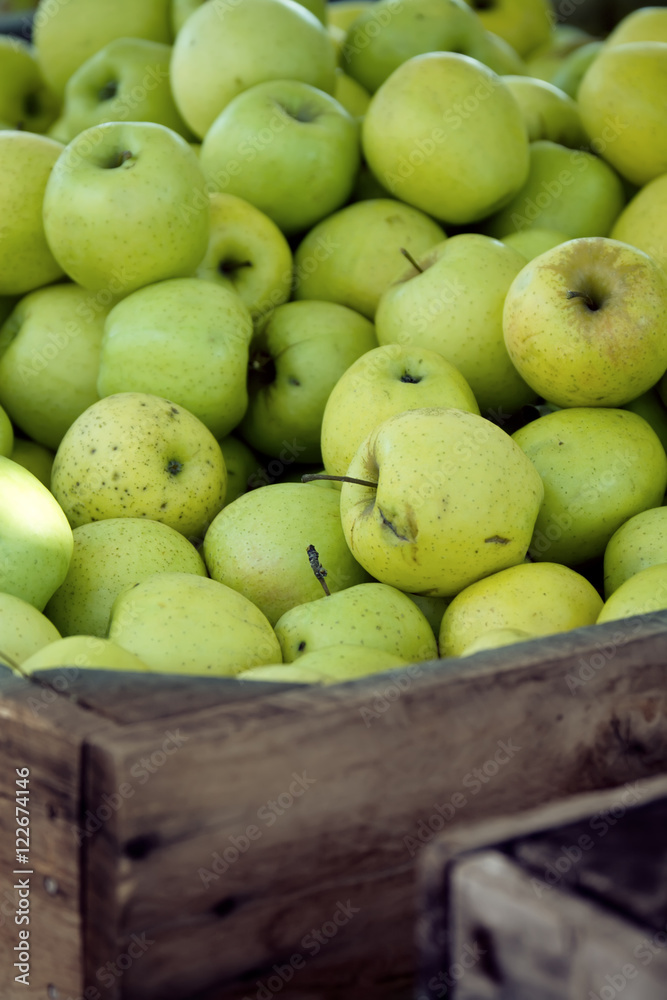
<box><xmin>9</xmin><ymin>438</ymin><xmax>54</xmax><ymax>488</ymax></box>
<box><xmin>0</xmin><ymin>131</ymin><xmax>64</xmax><ymax>296</ymax></box>
<box><xmin>196</xmin><ymin>193</ymin><xmax>293</xmax><ymax>324</ymax></box>
<box><xmin>33</xmin><ymin>0</ymin><xmax>172</xmax><ymax>98</ymax></box>
<box><xmin>340</xmin><ymin>407</ymin><xmax>544</xmax><ymax>597</ymax></box>
<box><xmin>0</xmin><ymin>592</ymin><xmax>61</xmax><ymax>669</ymax></box>
<box><xmin>172</xmin><ymin>0</ymin><xmax>327</xmax><ymax>34</ymax></box>
<box><xmin>597</xmin><ymin>563</ymin><xmax>667</xmax><ymax>625</ymax></box>
<box><xmin>0</xmin><ymin>283</ymin><xmax>115</xmax><ymax>451</ymax></box>
<box><xmin>274</xmin><ymin>581</ymin><xmax>438</xmax><ymax>662</ymax></box>
<box><xmin>218</xmin><ymin>435</ymin><xmax>257</xmax><ymax>505</ymax></box>
<box><xmin>375</xmin><ymin>235</ymin><xmax>536</xmax><ymax>416</ymax></box>
<box><xmin>200</xmin><ymin>79</ymin><xmax>360</xmax><ymax>236</ymax></box>
<box><xmin>459</xmin><ymin>626</ymin><xmax>536</xmax><ymax>657</ymax></box>
<box><xmin>45</xmin><ymin>516</ymin><xmax>206</xmax><ymax>637</ymax></box>
<box><xmin>0</xmin><ymin>402</ymin><xmax>12</xmax><ymax>456</ymax></box>
<box><xmin>203</xmin><ymin>481</ymin><xmax>371</xmax><ymax>625</ymax></box>
<box><xmin>108</xmin><ymin>572</ymin><xmax>282</xmax><ymax>675</ymax></box>
<box><xmin>512</xmin><ymin>407</ymin><xmax>667</xmax><ymax>566</ymax></box>
<box><xmin>238</xmin><ymin>644</ymin><xmax>409</xmax><ymax>684</ymax></box>
<box><xmin>578</xmin><ymin>42</ymin><xmax>667</xmax><ymax>188</ymax></box>
<box><xmin>97</xmin><ymin>278</ymin><xmax>252</xmax><ymax>440</ymax></box>
<box><xmin>342</xmin><ymin>0</ymin><xmax>524</xmax><ymax>95</ymax></box>
<box><xmin>502</xmin><ymin>237</ymin><xmax>667</xmax><ymax>408</ymax></box>
<box><xmin>362</xmin><ymin>52</ymin><xmax>529</xmax><ymax>226</ymax></box>
<box><xmin>610</xmin><ymin>172</ymin><xmax>667</xmax><ymax>273</ymax></box>
<box><xmin>293</xmin><ymin>198</ymin><xmax>445</xmax><ymax>319</ymax></box>
<box><xmin>22</xmin><ymin>636</ymin><xmax>151</xmax><ymax>674</ymax></box>
<box><xmin>604</xmin><ymin>508</ymin><xmax>667</xmax><ymax>598</ymax></box>
<box><xmin>239</xmin><ymin>300</ymin><xmax>377</xmax><ymax>462</ymax></box>
<box><xmin>502</xmin><ymin>75</ymin><xmax>587</xmax><ymax>148</ymax></box>
<box><xmin>405</xmin><ymin>593</ymin><xmax>450</xmax><ymax>641</ymax></box>
<box><xmin>549</xmin><ymin>41</ymin><xmax>603</xmax><ymax>100</ymax></box>
<box><xmin>333</xmin><ymin>67</ymin><xmax>371</xmax><ymax>118</ymax></box>
<box><xmin>624</xmin><ymin>387</ymin><xmax>667</xmax><ymax>454</ymax></box>
<box><xmin>170</xmin><ymin>0</ymin><xmax>336</xmax><ymax>139</ymax></box>
<box><xmin>51</xmin><ymin>38</ymin><xmax>193</xmax><ymax>144</ymax></box>
<box><xmin>524</xmin><ymin>24</ymin><xmax>596</xmax><ymax>82</ymax></box>
<box><xmin>328</xmin><ymin>0</ymin><xmax>373</xmax><ymax>32</ymax></box>
<box><xmin>321</xmin><ymin>344</ymin><xmax>479</xmax><ymax>480</ymax></box>
<box><xmin>500</xmin><ymin>228</ymin><xmax>569</xmax><ymax>261</ymax></box>
<box><xmin>440</xmin><ymin>561</ymin><xmax>602</xmax><ymax>657</ymax></box>
<box><xmin>484</xmin><ymin>140</ymin><xmax>625</xmax><ymax>240</ymax></box>
<box><xmin>462</xmin><ymin>0</ymin><xmax>552</xmax><ymax>58</ymax></box>
<box><xmin>0</xmin><ymin>37</ymin><xmax>59</xmax><ymax>134</ymax></box>
<box><xmin>0</xmin><ymin>456</ymin><xmax>73</xmax><ymax>610</ymax></box>
<box><xmin>51</xmin><ymin>392</ymin><xmax>227</xmax><ymax>540</ymax></box>
<box><xmin>42</xmin><ymin>121</ymin><xmax>210</xmax><ymax>297</ymax></box>
<box><xmin>605</xmin><ymin>7</ymin><xmax>667</xmax><ymax>48</ymax></box>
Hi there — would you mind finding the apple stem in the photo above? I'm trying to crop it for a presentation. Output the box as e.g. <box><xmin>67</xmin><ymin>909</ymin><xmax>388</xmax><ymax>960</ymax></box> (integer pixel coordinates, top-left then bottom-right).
<box><xmin>307</xmin><ymin>544</ymin><xmax>330</xmax><ymax>596</ymax></box>
<box><xmin>400</xmin><ymin>247</ymin><xmax>424</xmax><ymax>273</ymax></box>
<box><xmin>115</xmin><ymin>150</ymin><xmax>133</xmax><ymax>168</ymax></box>
<box><xmin>566</xmin><ymin>289</ymin><xmax>598</xmax><ymax>311</ymax></box>
<box><xmin>301</xmin><ymin>473</ymin><xmax>377</xmax><ymax>488</ymax></box>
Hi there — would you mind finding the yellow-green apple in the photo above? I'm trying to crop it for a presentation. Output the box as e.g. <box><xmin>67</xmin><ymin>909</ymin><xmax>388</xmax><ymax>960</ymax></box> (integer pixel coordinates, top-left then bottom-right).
<box><xmin>274</xmin><ymin>581</ymin><xmax>437</xmax><ymax>661</ymax></box>
<box><xmin>0</xmin><ymin>131</ymin><xmax>64</xmax><ymax>296</ymax></box>
<box><xmin>502</xmin><ymin>237</ymin><xmax>667</xmax><ymax>408</ymax></box>
<box><xmin>549</xmin><ymin>41</ymin><xmax>603</xmax><ymax>99</ymax></box>
<box><xmin>97</xmin><ymin>278</ymin><xmax>252</xmax><ymax>440</ymax></box>
<box><xmin>203</xmin><ymin>482</ymin><xmax>371</xmax><ymax>624</ymax></box>
<box><xmin>604</xmin><ymin>508</ymin><xmax>667</xmax><ymax>598</ymax></box>
<box><xmin>502</xmin><ymin>75</ymin><xmax>587</xmax><ymax>147</ymax></box>
<box><xmin>578</xmin><ymin>42</ymin><xmax>667</xmax><ymax>188</ymax></box>
<box><xmin>484</xmin><ymin>140</ymin><xmax>625</xmax><ymax>239</ymax></box>
<box><xmin>170</xmin><ymin>0</ymin><xmax>336</xmax><ymax>139</ymax></box>
<box><xmin>440</xmin><ymin>561</ymin><xmax>602</xmax><ymax>656</ymax></box>
<box><xmin>0</xmin><ymin>283</ymin><xmax>115</xmax><ymax>451</ymax></box>
<box><xmin>339</xmin><ymin>407</ymin><xmax>544</xmax><ymax>596</ymax></box>
<box><xmin>108</xmin><ymin>572</ymin><xmax>282</xmax><ymax>675</ymax></box>
<box><xmin>9</xmin><ymin>439</ymin><xmax>54</xmax><ymax>489</ymax></box>
<box><xmin>610</xmin><ymin>172</ymin><xmax>667</xmax><ymax>272</ymax></box>
<box><xmin>218</xmin><ymin>435</ymin><xmax>257</xmax><ymax>505</ymax></box>
<box><xmin>42</xmin><ymin>122</ymin><xmax>209</xmax><ymax>297</ymax></box>
<box><xmin>239</xmin><ymin>300</ymin><xmax>377</xmax><ymax>462</ymax></box>
<box><xmin>172</xmin><ymin>0</ymin><xmax>327</xmax><ymax>34</ymax></box>
<box><xmin>200</xmin><ymin>80</ymin><xmax>360</xmax><ymax>235</ymax></box>
<box><xmin>321</xmin><ymin>344</ymin><xmax>479</xmax><ymax>479</ymax></box>
<box><xmin>328</xmin><ymin>0</ymin><xmax>373</xmax><ymax>31</ymax></box>
<box><xmin>0</xmin><ymin>403</ymin><xmax>12</xmax><ymax>456</ymax></box>
<box><xmin>462</xmin><ymin>0</ymin><xmax>552</xmax><ymax>57</ymax></box>
<box><xmin>342</xmin><ymin>0</ymin><xmax>524</xmax><ymax>95</ymax></box>
<box><xmin>22</xmin><ymin>636</ymin><xmax>151</xmax><ymax>674</ymax></box>
<box><xmin>238</xmin><ymin>644</ymin><xmax>409</xmax><ymax>684</ymax></box>
<box><xmin>333</xmin><ymin>68</ymin><xmax>371</xmax><ymax>118</ymax></box>
<box><xmin>405</xmin><ymin>593</ymin><xmax>450</xmax><ymax>640</ymax></box>
<box><xmin>597</xmin><ymin>563</ymin><xmax>667</xmax><ymax>625</ymax></box>
<box><xmin>375</xmin><ymin>235</ymin><xmax>536</xmax><ymax>416</ymax></box>
<box><xmin>624</xmin><ymin>388</ymin><xmax>667</xmax><ymax>454</ymax></box>
<box><xmin>459</xmin><ymin>626</ymin><xmax>536</xmax><ymax>656</ymax></box>
<box><xmin>605</xmin><ymin>7</ymin><xmax>667</xmax><ymax>47</ymax></box>
<box><xmin>50</xmin><ymin>38</ymin><xmax>193</xmax><ymax>144</ymax></box>
<box><xmin>195</xmin><ymin>193</ymin><xmax>293</xmax><ymax>324</ymax></box>
<box><xmin>33</xmin><ymin>0</ymin><xmax>171</xmax><ymax>98</ymax></box>
<box><xmin>524</xmin><ymin>24</ymin><xmax>596</xmax><ymax>82</ymax></box>
<box><xmin>293</xmin><ymin>198</ymin><xmax>445</xmax><ymax>318</ymax></box>
<box><xmin>362</xmin><ymin>52</ymin><xmax>530</xmax><ymax>225</ymax></box>
<box><xmin>512</xmin><ymin>407</ymin><xmax>667</xmax><ymax>566</ymax></box>
<box><xmin>0</xmin><ymin>592</ymin><xmax>60</xmax><ymax>668</ymax></box>
<box><xmin>0</xmin><ymin>37</ymin><xmax>59</xmax><ymax>133</ymax></box>
<box><xmin>0</xmin><ymin>456</ymin><xmax>73</xmax><ymax>609</ymax></box>
<box><xmin>45</xmin><ymin>516</ymin><xmax>206</xmax><ymax>637</ymax></box>
<box><xmin>51</xmin><ymin>392</ymin><xmax>226</xmax><ymax>540</ymax></box>
<box><xmin>500</xmin><ymin>227</ymin><xmax>569</xmax><ymax>260</ymax></box>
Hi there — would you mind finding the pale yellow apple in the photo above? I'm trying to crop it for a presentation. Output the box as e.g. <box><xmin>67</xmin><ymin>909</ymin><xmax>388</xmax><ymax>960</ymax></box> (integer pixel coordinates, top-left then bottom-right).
<box><xmin>238</xmin><ymin>644</ymin><xmax>409</xmax><ymax>684</ymax></box>
<box><xmin>22</xmin><ymin>636</ymin><xmax>151</xmax><ymax>674</ymax></box>
<box><xmin>440</xmin><ymin>562</ymin><xmax>603</xmax><ymax>657</ymax></box>
<box><xmin>597</xmin><ymin>563</ymin><xmax>667</xmax><ymax>625</ymax></box>
<box><xmin>0</xmin><ymin>592</ymin><xmax>61</xmax><ymax>668</ymax></box>
<box><xmin>604</xmin><ymin>508</ymin><xmax>667</xmax><ymax>598</ymax></box>
<box><xmin>605</xmin><ymin>7</ymin><xmax>667</xmax><ymax>48</ymax></box>
<box><xmin>0</xmin><ymin>131</ymin><xmax>64</xmax><ymax>296</ymax></box>
<box><xmin>500</xmin><ymin>228</ymin><xmax>569</xmax><ymax>261</ymax></box>
<box><xmin>463</xmin><ymin>0</ymin><xmax>553</xmax><ymax>58</ymax></box>
<box><xmin>610</xmin><ymin>173</ymin><xmax>667</xmax><ymax>272</ymax></box>
<box><xmin>578</xmin><ymin>41</ymin><xmax>667</xmax><ymax>188</ymax></box>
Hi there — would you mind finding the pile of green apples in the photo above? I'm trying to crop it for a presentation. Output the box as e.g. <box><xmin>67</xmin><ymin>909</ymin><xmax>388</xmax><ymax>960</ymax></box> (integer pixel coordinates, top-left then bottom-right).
<box><xmin>1</xmin><ymin>0</ymin><xmax>667</xmax><ymax>684</ymax></box>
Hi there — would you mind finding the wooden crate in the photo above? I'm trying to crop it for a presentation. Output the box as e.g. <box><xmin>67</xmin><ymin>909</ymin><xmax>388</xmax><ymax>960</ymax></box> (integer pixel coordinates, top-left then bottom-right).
<box><xmin>416</xmin><ymin>772</ymin><xmax>667</xmax><ymax>999</ymax></box>
<box><xmin>3</xmin><ymin>610</ymin><xmax>667</xmax><ymax>1000</ymax></box>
